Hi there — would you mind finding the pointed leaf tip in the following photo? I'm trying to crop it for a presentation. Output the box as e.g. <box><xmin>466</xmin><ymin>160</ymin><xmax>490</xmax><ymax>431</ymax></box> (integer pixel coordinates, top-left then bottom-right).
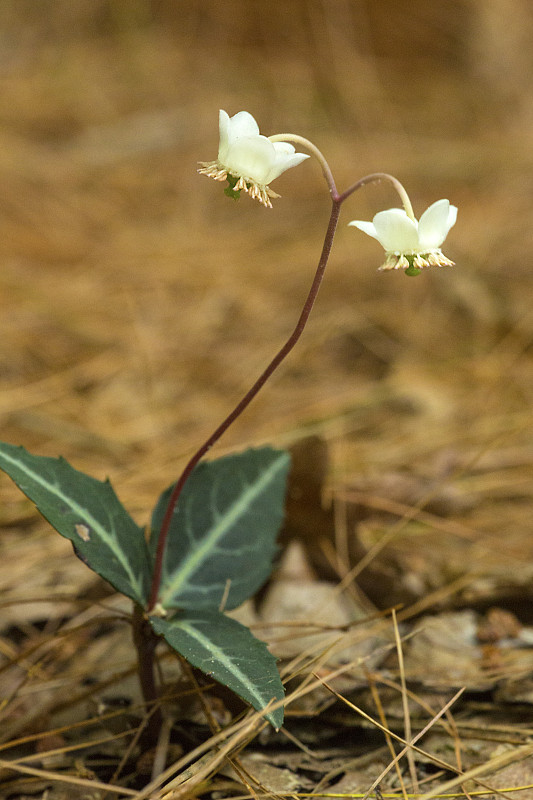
<box><xmin>0</xmin><ymin>441</ymin><xmax>151</xmax><ymax>604</ymax></box>
<box><xmin>151</xmin><ymin>610</ymin><xmax>284</xmax><ymax>728</ymax></box>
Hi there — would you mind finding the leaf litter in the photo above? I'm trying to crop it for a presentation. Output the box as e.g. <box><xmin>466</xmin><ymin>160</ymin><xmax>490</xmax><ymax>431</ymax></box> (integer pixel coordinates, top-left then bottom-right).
<box><xmin>2</xmin><ymin>4</ymin><xmax>533</xmax><ymax>798</ymax></box>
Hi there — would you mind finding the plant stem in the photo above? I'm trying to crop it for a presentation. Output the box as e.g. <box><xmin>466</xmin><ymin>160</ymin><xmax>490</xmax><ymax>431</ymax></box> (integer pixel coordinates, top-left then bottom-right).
<box><xmin>147</xmin><ymin>165</ymin><xmax>413</xmax><ymax>611</ymax></box>
<box><xmin>132</xmin><ymin>603</ymin><xmax>163</xmax><ymax>741</ymax></box>
<box><xmin>148</xmin><ymin>196</ymin><xmax>341</xmax><ymax>610</ymax></box>
<box><xmin>268</xmin><ymin>133</ymin><xmax>337</xmax><ymax>197</ymax></box>
<box><xmin>338</xmin><ymin>172</ymin><xmax>415</xmax><ymax>218</ymax></box>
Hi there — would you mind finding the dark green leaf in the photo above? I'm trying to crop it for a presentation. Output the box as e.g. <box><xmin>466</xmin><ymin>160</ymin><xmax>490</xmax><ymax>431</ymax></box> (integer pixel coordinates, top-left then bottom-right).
<box><xmin>150</xmin><ymin>610</ymin><xmax>284</xmax><ymax>728</ymax></box>
<box><xmin>150</xmin><ymin>448</ymin><xmax>290</xmax><ymax>611</ymax></box>
<box><xmin>0</xmin><ymin>442</ymin><xmax>151</xmax><ymax>604</ymax></box>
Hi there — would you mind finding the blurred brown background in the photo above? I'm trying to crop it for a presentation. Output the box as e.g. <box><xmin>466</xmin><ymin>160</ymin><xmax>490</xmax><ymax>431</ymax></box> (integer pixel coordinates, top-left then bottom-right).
<box><xmin>0</xmin><ymin>0</ymin><xmax>532</xmax><ymax>539</ymax></box>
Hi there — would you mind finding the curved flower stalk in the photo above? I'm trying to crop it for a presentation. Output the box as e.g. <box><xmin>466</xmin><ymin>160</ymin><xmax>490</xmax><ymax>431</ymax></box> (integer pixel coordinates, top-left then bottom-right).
<box><xmin>198</xmin><ymin>110</ymin><xmax>310</xmax><ymax>207</ymax></box>
<box><xmin>156</xmin><ymin>117</ymin><xmax>459</xmax><ymax>613</ymax></box>
<box><xmin>349</xmin><ymin>198</ymin><xmax>457</xmax><ymax>275</ymax></box>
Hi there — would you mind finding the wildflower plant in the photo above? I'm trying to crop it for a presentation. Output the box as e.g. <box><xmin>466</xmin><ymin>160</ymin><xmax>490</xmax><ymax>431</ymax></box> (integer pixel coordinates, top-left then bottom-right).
<box><xmin>0</xmin><ymin>109</ymin><xmax>456</xmax><ymax>741</ymax></box>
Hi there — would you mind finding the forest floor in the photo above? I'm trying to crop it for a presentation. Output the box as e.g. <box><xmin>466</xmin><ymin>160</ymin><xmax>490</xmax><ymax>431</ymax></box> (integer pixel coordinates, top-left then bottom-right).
<box><xmin>1</xmin><ymin>6</ymin><xmax>533</xmax><ymax>799</ymax></box>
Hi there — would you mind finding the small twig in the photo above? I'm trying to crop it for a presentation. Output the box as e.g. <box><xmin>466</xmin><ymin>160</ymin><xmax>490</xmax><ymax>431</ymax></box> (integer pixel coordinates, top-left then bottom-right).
<box><xmin>0</xmin><ymin>757</ymin><xmax>137</xmax><ymax>797</ymax></box>
<box><xmin>367</xmin><ymin>672</ymin><xmax>408</xmax><ymax>799</ymax></box>
<box><xmin>361</xmin><ymin>688</ymin><xmax>465</xmax><ymax>800</ymax></box>
<box><xmin>316</xmin><ymin>674</ymin><xmax>464</xmax><ymax>800</ymax></box>
<box><xmin>416</xmin><ymin>743</ymin><xmax>533</xmax><ymax>800</ymax></box>
<box><xmin>392</xmin><ymin>608</ymin><xmax>418</xmax><ymax>795</ymax></box>
<box><xmin>151</xmin><ymin>713</ymin><xmax>174</xmax><ymax>783</ymax></box>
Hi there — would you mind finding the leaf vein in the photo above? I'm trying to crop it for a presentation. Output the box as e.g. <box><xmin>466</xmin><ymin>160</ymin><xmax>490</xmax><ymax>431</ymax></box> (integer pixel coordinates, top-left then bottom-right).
<box><xmin>160</xmin><ymin>453</ymin><xmax>286</xmax><ymax>606</ymax></box>
<box><xmin>0</xmin><ymin>449</ymin><xmax>141</xmax><ymax>594</ymax></box>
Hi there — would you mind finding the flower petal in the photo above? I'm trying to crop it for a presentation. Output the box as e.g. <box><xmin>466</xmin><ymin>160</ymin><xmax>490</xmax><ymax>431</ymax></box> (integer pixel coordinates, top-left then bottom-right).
<box><xmin>227</xmin><ymin>110</ymin><xmax>260</xmax><ymax>139</ymax></box>
<box><xmin>348</xmin><ymin>220</ymin><xmax>380</xmax><ymax>241</ymax></box>
<box><xmin>218</xmin><ymin>110</ymin><xmax>231</xmax><ymax>162</ymax></box>
<box><xmin>372</xmin><ymin>208</ymin><xmax>420</xmax><ymax>252</ymax></box>
<box><xmin>271</xmin><ymin>141</ymin><xmax>297</xmax><ymax>156</ymax></box>
<box><xmin>223</xmin><ymin>135</ymin><xmax>279</xmax><ymax>185</ymax></box>
<box><xmin>418</xmin><ymin>199</ymin><xmax>457</xmax><ymax>250</ymax></box>
<box><xmin>218</xmin><ymin>110</ymin><xmax>261</xmax><ymax>163</ymax></box>
<box><xmin>264</xmin><ymin>149</ymin><xmax>310</xmax><ymax>183</ymax></box>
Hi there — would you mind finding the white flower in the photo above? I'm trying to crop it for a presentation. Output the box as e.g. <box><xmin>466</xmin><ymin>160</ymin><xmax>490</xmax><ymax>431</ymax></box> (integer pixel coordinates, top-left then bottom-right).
<box><xmin>198</xmin><ymin>110</ymin><xmax>309</xmax><ymax>208</ymax></box>
<box><xmin>348</xmin><ymin>199</ymin><xmax>457</xmax><ymax>273</ymax></box>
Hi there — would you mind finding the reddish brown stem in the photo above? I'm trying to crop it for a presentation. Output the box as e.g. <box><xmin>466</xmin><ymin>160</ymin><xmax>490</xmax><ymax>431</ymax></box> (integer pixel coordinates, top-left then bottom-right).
<box><xmin>132</xmin><ymin>603</ymin><xmax>163</xmax><ymax>743</ymax></box>
<box><xmin>147</xmin><ymin>198</ymin><xmax>340</xmax><ymax>610</ymax></box>
<box><xmin>147</xmin><ymin>171</ymin><xmax>391</xmax><ymax>611</ymax></box>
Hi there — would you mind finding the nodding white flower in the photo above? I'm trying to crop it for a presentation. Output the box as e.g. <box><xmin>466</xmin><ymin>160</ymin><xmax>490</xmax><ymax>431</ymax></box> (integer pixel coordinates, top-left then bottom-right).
<box><xmin>198</xmin><ymin>110</ymin><xmax>309</xmax><ymax>208</ymax></box>
<box><xmin>348</xmin><ymin>199</ymin><xmax>457</xmax><ymax>274</ymax></box>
